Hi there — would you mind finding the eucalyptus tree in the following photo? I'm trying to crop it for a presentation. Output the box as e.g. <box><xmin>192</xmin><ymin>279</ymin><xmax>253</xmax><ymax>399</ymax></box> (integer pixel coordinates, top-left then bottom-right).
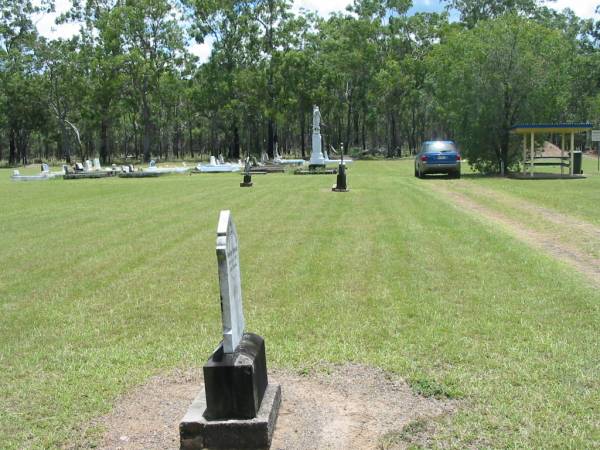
<box><xmin>443</xmin><ymin>0</ymin><xmax>541</xmax><ymax>27</ymax></box>
<box><xmin>186</xmin><ymin>1</ymin><xmax>257</xmax><ymax>158</ymax></box>
<box><xmin>0</xmin><ymin>0</ymin><xmax>49</xmax><ymax>164</ymax></box>
<box><xmin>186</xmin><ymin>0</ymin><xmax>293</xmax><ymax>158</ymax></box>
<box><xmin>274</xmin><ymin>12</ymin><xmax>321</xmax><ymax>158</ymax></box>
<box><xmin>39</xmin><ymin>38</ymin><xmax>87</xmax><ymax>163</ymax></box>
<box><xmin>63</xmin><ymin>0</ymin><xmax>131</xmax><ymax>163</ymax></box>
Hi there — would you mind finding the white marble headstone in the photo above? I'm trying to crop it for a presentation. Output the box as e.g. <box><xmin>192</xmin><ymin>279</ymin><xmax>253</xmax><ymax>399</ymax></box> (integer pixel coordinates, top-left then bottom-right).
<box><xmin>85</xmin><ymin>160</ymin><xmax>92</xmax><ymax>171</ymax></box>
<box><xmin>216</xmin><ymin>210</ymin><xmax>245</xmax><ymax>354</ymax></box>
<box><xmin>93</xmin><ymin>158</ymin><xmax>101</xmax><ymax>170</ymax></box>
<box><xmin>210</xmin><ymin>155</ymin><xmax>217</xmax><ymax>166</ymax></box>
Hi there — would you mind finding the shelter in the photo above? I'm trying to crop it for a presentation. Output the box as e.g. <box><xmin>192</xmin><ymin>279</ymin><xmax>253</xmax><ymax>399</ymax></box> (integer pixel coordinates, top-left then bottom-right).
<box><xmin>510</xmin><ymin>123</ymin><xmax>592</xmax><ymax>178</ymax></box>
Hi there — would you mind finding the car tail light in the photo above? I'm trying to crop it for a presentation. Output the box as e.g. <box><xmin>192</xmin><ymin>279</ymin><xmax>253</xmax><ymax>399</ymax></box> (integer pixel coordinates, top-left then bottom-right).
<box><xmin>420</xmin><ymin>155</ymin><xmax>427</xmax><ymax>161</ymax></box>
<box><xmin>456</xmin><ymin>155</ymin><xmax>461</xmax><ymax>161</ymax></box>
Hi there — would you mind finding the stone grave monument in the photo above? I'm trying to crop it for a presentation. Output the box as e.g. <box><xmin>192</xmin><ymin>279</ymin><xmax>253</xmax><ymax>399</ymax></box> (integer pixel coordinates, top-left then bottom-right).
<box><xmin>309</xmin><ymin>105</ymin><xmax>326</xmax><ymax>169</ymax></box>
<box><xmin>240</xmin><ymin>157</ymin><xmax>253</xmax><ymax>187</ymax></box>
<box><xmin>295</xmin><ymin>105</ymin><xmax>336</xmax><ymax>175</ymax></box>
<box><xmin>332</xmin><ymin>143</ymin><xmax>349</xmax><ymax>192</ymax></box>
<box><xmin>180</xmin><ymin>210</ymin><xmax>281</xmax><ymax>450</ymax></box>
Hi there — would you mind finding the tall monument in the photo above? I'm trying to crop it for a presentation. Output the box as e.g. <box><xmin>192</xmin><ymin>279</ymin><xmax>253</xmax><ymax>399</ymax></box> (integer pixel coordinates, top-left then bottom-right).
<box><xmin>309</xmin><ymin>106</ymin><xmax>326</xmax><ymax>167</ymax></box>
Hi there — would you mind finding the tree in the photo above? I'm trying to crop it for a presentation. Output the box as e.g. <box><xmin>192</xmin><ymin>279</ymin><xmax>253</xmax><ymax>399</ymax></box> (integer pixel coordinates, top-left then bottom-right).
<box><xmin>443</xmin><ymin>0</ymin><xmax>540</xmax><ymax>28</ymax></box>
<box><xmin>115</xmin><ymin>0</ymin><xmax>185</xmax><ymax>162</ymax></box>
<box><xmin>0</xmin><ymin>0</ymin><xmax>49</xmax><ymax>165</ymax></box>
<box><xmin>428</xmin><ymin>14</ymin><xmax>574</xmax><ymax>173</ymax></box>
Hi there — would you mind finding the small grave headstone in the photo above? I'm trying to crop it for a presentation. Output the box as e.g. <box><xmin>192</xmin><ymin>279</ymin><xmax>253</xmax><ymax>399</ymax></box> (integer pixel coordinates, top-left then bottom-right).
<box><xmin>180</xmin><ymin>210</ymin><xmax>281</xmax><ymax>450</ymax></box>
<box><xmin>240</xmin><ymin>157</ymin><xmax>253</xmax><ymax>188</ymax></box>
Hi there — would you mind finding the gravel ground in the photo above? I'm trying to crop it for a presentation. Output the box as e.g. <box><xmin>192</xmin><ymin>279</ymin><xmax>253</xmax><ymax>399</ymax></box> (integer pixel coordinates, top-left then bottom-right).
<box><xmin>76</xmin><ymin>364</ymin><xmax>456</xmax><ymax>450</ymax></box>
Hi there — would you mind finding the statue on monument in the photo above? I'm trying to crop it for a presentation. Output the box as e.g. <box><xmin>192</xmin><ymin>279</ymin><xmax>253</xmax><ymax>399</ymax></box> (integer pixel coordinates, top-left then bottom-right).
<box><xmin>313</xmin><ymin>105</ymin><xmax>322</xmax><ymax>133</ymax></box>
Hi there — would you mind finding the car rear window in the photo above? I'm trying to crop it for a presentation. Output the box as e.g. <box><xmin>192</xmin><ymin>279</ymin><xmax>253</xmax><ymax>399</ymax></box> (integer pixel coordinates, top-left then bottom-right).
<box><xmin>424</xmin><ymin>142</ymin><xmax>456</xmax><ymax>153</ymax></box>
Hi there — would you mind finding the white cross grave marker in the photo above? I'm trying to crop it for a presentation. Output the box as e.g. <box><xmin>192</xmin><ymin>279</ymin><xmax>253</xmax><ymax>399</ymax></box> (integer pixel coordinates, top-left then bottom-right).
<box><xmin>216</xmin><ymin>210</ymin><xmax>245</xmax><ymax>353</ymax></box>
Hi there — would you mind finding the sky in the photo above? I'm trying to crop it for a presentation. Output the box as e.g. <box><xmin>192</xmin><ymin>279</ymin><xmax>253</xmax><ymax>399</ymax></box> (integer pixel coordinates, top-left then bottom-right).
<box><xmin>36</xmin><ymin>0</ymin><xmax>600</xmax><ymax>61</ymax></box>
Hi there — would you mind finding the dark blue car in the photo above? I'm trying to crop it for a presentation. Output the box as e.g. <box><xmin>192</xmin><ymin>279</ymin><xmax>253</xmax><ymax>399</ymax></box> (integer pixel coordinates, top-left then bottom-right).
<box><xmin>414</xmin><ymin>140</ymin><xmax>461</xmax><ymax>179</ymax></box>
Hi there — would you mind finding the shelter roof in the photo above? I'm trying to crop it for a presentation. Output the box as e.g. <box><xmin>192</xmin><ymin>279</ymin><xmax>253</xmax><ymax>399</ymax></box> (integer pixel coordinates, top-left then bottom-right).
<box><xmin>511</xmin><ymin>123</ymin><xmax>593</xmax><ymax>134</ymax></box>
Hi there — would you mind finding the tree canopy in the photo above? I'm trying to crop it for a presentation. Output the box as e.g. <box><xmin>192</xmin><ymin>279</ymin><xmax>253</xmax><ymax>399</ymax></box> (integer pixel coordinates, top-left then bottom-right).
<box><xmin>0</xmin><ymin>0</ymin><xmax>599</xmax><ymax>172</ymax></box>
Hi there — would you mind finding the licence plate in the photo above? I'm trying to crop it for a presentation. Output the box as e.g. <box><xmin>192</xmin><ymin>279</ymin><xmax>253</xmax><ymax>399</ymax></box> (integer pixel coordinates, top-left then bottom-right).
<box><xmin>437</xmin><ymin>155</ymin><xmax>448</xmax><ymax>160</ymax></box>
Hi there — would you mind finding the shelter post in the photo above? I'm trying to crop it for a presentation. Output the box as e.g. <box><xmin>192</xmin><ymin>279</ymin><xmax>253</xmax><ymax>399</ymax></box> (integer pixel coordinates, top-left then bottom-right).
<box><xmin>561</xmin><ymin>134</ymin><xmax>565</xmax><ymax>176</ymax></box>
<box><xmin>530</xmin><ymin>132</ymin><xmax>535</xmax><ymax>177</ymax></box>
<box><xmin>570</xmin><ymin>132</ymin><xmax>575</xmax><ymax>176</ymax></box>
<box><xmin>522</xmin><ymin>135</ymin><xmax>527</xmax><ymax>174</ymax></box>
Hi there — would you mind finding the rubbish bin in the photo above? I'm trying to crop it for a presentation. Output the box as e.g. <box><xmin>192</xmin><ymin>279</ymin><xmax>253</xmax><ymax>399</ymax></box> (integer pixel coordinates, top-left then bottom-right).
<box><xmin>573</xmin><ymin>151</ymin><xmax>583</xmax><ymax>174</ymax></box>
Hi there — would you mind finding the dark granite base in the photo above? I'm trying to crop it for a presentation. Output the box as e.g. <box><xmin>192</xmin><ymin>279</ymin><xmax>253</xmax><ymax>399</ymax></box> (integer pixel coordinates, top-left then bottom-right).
<box><xmin>332</xmin><ymin>186</ymin><xmax>350</xmax><ymax>192</ymax></box>
<box><xmin>180</xmin><ymin>383</ymin><xmax>281</xmax><ymax>450</ymax></box>
<box><xmin>118</xmin><ymin>171</ymin><xmax>163</xmax><ymax>178</ymax></box>
<box><xmin>63</xmin><ymin>172</ymin><xmax>111</xmax><ymax>179</ymax></box>
<box><xmin>294</xmin><ymin>169</ymin><xmax>337</xmax><ymax>175</ymax></box>
<box><xmin>240</xmin><ymin>182</ymin><xmax>253</xmax><ymax>187</ymax></box>
<box><xmin>203</xmin><ymin>334</ymin><xmax>268</xmax><ymax>420</ymax></box>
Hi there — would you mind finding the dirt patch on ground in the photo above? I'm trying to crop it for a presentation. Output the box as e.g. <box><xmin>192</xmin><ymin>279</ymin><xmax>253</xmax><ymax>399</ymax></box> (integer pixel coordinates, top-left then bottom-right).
<box><xmin>81</xmin><ymin>364</ymin><xmax>456</xmax><ymax>450</ymax></box>
<box><xmin>427</xmin><ymin>182</ymin><xmax>600</xmax><ymax>287</ymax></box>
<box><xmin>463</xmin><ymin>183</ymin><xmax>600</xmax><ymax>239</ymax></box>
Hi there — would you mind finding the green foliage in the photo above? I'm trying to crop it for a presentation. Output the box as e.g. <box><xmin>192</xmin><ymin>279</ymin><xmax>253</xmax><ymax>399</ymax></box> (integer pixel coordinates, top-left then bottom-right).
<box><xmin>1</xmin><ymin>1</ymin><xmax>600</xmax><ymax>173</ymax></box>
<box><xmin>428</xmin><ymin>14</ymin><xmax>574</xmax><ymax>173</ymax></box>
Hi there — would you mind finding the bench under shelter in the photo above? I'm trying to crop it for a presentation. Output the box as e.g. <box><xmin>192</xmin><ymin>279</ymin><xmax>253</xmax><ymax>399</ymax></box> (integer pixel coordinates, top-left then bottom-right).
<box><xmin>510</xmin><ymin>123</ymin><xmax>592</xmax><ymax>179</ymax></box>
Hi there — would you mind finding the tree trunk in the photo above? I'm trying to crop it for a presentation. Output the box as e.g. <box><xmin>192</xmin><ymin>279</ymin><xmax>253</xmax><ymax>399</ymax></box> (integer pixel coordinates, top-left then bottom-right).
<box><xmin>267</xmin><ymin>119</ymin><xmax>274</xmax><ymax>158</ymax></box>
<box><xmin>142</xmin><ymin>84</ymin><xmax>152</xmax><ymax>162</ymax></box>
<box><xmin>345</xmin><ymin>100</ymin><xmax>352</xmax><ymax>148</ymax></box>
<box><xmin>230</xmin><ymin>122</ymin><xmax>240</xmax><ymax>159</ymax></box>
<box><xmin>389</xmin><ymin>112</ymin><xmax>397</xmax><ymax>157</ymax></box>
<box><xmin>300</xmin><ymin>111</ymin><xmax>306</xmax><ymax>159</ymax></box>
<box><xmin>100</xmin><ymin>116</ymin><xmax>110</xmax><ymax>165</ymax></box>
<box><xmin>17</xmin><ymin>130</ymin><xmax>29</xmax><ymax>165</ymax></box>
<box><xmin>9</xmin><ymin>129</ymin><xmax>17</xmax><ymax>166</ymax></box>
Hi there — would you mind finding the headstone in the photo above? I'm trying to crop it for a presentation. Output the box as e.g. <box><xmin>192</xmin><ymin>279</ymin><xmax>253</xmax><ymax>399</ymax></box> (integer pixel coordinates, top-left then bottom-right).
<box><xmin>75</xmin><ymin>162</ymin><xmax>84</xmax><ymax>172</ymax></box>
<box><xmin>93</xmin><ymin>158</ymin><xmax>101</xmax><ymax>170</ymax></box>
<box><xmin>240</xmin><ymin>157</ymin><xmax>253</xmax><ymax>187</ymax></box>
<box><xmin>218</xmin><ymin>154</ymin><xmax>225</xmax><ymax>165</ymax></box>
<box><xmin>62</xmin><ymin>164</ymin><xmax>70</xmax><ymax>174</ymax></box>
<box><xmin>149</xmin><ymin>159</ymin><xmax>156</xmax><ymax>168</ymax></box>
<box><xmin>216</xmin><ymin>211</ymin><xmax>245</xmax><ymax>353</ymax></box>
<box><xmin>180</xmin><ymin>210</ymin><xmax>280</xmax><ymax>450</ymax></box>
<box><xmin>41</xmin><ymin>163</ymin><xmax>50</xmax><ymax>173</ymax></box>
<box><xmin>85</xmin><ymin>160</ymin><xmax>92</xmax><ymax>171</ymax></box>
<box><xmin>210</xmin><ymin>155</ymin><xmax>217</xmax><ymax>166</ymax></box>
<box><xmin>13</xmin><ymin>169</ymin><xmax>20</xmax><ymax>176</ymax></box>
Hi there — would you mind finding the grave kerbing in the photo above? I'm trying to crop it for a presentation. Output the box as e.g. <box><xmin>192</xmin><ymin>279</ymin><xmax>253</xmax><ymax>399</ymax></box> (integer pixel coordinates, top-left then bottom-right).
<box><xmin>180</xmin><ymin>210</ymin><xmax>281</xmax><ymax>450</ymax></box>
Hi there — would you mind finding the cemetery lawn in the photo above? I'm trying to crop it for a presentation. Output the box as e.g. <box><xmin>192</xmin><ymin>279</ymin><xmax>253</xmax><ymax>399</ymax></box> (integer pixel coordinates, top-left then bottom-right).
<box><xmin>1</xmin><ymin>161</ymin><xmax>598</xmax><ymax>449</ymax></box>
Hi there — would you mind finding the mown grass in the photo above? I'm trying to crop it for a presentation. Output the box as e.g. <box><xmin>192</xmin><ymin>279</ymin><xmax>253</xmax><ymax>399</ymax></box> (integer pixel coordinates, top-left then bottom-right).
<box><xmin>1</xmin><ymin>161</ymin><xmax>598</xmax><ymax>448</ymax></box>
<box><xmin>462</xmin><ymin>156</ymin><xmax>600</xmax><ymax>226</ymax></box>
